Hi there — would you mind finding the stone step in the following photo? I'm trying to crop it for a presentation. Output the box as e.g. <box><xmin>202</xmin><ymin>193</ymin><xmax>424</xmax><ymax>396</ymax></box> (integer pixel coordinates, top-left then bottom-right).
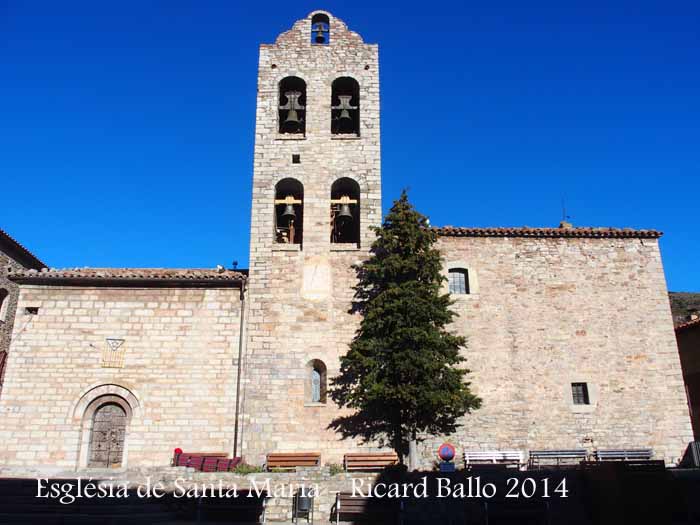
<box><xmin>0</xmin><ymin>512</ymin><xmax>176</xmax><ymax>524</ymax></box>
<box><xmin>1</xmin><ymin>503</ymin><xmax>174</xmax><ymax>514</ymax></box>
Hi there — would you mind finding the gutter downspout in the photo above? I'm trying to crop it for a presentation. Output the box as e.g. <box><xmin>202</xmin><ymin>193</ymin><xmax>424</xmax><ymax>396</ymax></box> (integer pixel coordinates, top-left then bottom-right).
<box><xmin>233</xmin><ymin>277</ymin><xmax>247</xmax><ymax>458</ymax></box>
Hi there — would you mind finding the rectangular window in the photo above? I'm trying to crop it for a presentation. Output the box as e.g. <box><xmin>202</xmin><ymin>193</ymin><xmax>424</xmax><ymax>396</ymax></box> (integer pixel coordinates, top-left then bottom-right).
<box><xmin>448</xmin><ymin>269</ymin><xmax>469</xmax><ymax>294</ymax></box>
<box><xmin>571</xmin><ymin>382</ymin><xmax>590</xmax><ymax>405</ymax></box>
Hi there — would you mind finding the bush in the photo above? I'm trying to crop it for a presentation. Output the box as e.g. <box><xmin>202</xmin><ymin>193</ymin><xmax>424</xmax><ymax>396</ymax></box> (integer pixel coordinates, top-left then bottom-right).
<box><xmin>329</xmin><ymin>463</ymin><xmax>344</xmax><ymax>475</ymax></box>
<box><xmin>232</xmin><ymin>463</ymin><xmax>264</xmax><ymax>475</ymax></box>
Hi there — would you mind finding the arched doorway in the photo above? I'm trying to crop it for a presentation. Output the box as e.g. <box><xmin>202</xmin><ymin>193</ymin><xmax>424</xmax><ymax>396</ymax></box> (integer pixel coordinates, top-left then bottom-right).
<box><xmin>88</xmin><ymin>403</ymin><xmax>127</xmax><ymax>468</ymax></box>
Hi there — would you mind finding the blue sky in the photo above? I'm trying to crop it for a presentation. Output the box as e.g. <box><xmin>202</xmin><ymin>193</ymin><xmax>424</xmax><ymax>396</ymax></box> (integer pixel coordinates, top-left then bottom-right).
<box><xmin>1</xmin><ymin>1</ymin><xmax>698</xmax><ymax>291</ymax></box>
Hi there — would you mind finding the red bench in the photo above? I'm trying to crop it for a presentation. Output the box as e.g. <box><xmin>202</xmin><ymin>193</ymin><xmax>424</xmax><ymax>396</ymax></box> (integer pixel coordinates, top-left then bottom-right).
<box><xmin>173</xmin><ymin>451</ymin><xmax>241</xmax><ymax>472</ymax></box>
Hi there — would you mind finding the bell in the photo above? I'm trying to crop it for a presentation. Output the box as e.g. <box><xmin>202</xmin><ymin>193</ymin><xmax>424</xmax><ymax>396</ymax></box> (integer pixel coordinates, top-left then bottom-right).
<box><xmin>283</xmin><ymin>109</ymin><xmax>301</xmax><ymax>132</ymax></box>
<box><xmin>312</xmin><ymin>22</ymin><xmax>326</xmax><ymax>44</ymax></box>
<box><xmin>282</xmin><ymin>203</ymin><xmax>296</xmax><ymax>219</ymax></box>
<box><xmin>337</xmin><ymin>203</ymin><xmax>353</xmax><ymax>220</ymax></box>
<box><xmin>335</xmin><ymin>109</ymin><xmax>352</xmax><ymax>133</ymax></box>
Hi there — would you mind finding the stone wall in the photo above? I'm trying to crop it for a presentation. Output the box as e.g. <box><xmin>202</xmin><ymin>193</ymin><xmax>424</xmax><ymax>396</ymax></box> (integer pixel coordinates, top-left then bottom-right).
<box><xmin>0</xmin><ymin>253</ymin><xmax>24</xmax><ymax>357</ymax></box>
<box><xmin>0</xmin><ymin>284</ymin><xmax>242</xmax><ymax>471</ymax></box>
<box><xmin>242</xmin><ymin>11</ymin><xmax>383</xmax><ymax>464</ymax></box>
<box><xmin>415</xmin><ymin>235</ymin><xmax>693</xmax><ymax>464</ymax></box>
<box><xmin>240</xmin><ymin>10</ymin><xmax>692</xmax><ymax>467</ymax></box>
<box><xmin>0</xmin><ymin>238</ymin><xmax>44</xmax><ymax>393</ymax></box>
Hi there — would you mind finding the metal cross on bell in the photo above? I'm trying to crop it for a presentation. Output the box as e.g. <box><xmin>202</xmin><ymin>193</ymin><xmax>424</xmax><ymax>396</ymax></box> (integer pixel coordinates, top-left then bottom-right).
<box><xmin>279</xmin><ymin>91</ymin><xmax>305</xmax><ymax>132</ymax></box>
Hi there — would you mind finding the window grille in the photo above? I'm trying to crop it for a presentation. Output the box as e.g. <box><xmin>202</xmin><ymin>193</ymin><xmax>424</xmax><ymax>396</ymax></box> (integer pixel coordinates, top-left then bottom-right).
<box><xmin>448</xmin><ymin>269</ymin><xmax>469</xmax><ymax>294</ymax></box>
<box><xmin>571</xmin><ymin>382</ymin><xmax>590</xmax><ymax>405</ymax></box>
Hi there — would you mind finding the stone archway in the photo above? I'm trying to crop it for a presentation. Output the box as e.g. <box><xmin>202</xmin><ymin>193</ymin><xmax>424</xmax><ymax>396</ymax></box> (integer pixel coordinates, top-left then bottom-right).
<box><xmin>72</xmin><ymin>385</ymin><xmax>140</xmax><ymax>470</ymax></box>
<box><xmin>87</xmin><ymin>402</ymin><xmax>127</xmax><ymax>468</ymax></box>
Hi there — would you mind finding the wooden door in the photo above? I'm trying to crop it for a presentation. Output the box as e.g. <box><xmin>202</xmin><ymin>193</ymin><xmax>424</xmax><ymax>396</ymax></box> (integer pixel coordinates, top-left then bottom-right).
<box><xmin>88</xmin><ymin>403</ymin><xmax>126</xmax><ymax>468</ymax></box>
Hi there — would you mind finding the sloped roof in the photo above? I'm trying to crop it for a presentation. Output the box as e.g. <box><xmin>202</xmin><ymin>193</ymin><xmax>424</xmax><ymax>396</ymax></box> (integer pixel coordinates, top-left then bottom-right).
<box><xmin>0</xmin><ymin>228</ymin><xmax>46</xmax><ymax>269</ymax></box>
<box><xmin>676</xmin><ymin>317</ymin><xmax>700</xmax><ymax>333</ymax></box>
<box><xmin>433</xmin><ymin>226</ymin><xmax>662</xmax><ymax>239</ymax></box>
<box><xmin>669</xmin><ymin>292</ymin><xmax>700</xmax><ymax>327</ymax></box>
<box><xmin>9</xmin><ymin>267</ymin><xmax>246</xmax><ymax>288</ymax></box>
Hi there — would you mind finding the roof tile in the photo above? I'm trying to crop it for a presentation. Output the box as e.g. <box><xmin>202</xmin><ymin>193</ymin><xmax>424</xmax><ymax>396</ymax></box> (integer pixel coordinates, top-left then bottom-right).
<box><xmin>676</xmin><ymin>317</ymin><xmax>700</xmax><ymax>332</ymax></box>
<box><xmin>9</xmin><ymin>267</ymin><xmax>246</xmax><ymax>287</ymax></box>
<box><xmin>0</xmin><ymin>228</ymin><xmax>47</xmax><ymax>269</ymax></box>
<box><xmin>433</xmin><ymin>226</ymin><xmax>662</xmax><ymax>239</ymax></box>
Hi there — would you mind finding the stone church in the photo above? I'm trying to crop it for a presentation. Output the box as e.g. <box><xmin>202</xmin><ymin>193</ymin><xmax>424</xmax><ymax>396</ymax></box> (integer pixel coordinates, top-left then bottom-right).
<box><xmin>0</xmin><ymin>11</ymin><xmax>693</xmax><ymax>475</ymax></box>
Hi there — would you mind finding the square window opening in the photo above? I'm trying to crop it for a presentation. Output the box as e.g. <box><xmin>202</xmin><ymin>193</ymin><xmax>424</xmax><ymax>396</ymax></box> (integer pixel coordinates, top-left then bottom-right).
<box><xmin>571</xmin><ymin>382</ymin><xmax>590</xmax><ymax>405</ymax></box>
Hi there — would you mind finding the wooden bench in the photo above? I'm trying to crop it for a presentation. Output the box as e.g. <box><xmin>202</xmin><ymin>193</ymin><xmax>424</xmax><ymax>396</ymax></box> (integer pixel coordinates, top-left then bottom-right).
<box><xmin>594</xmin><ymin>449</ymin><xmax>654</xmax><ymax>461</ymax></box>
<box><xmin>266</xmin><ymin>452</ymin><xmax>321</xmax><ymax>471</ymax></box>
<box><xmin>332</xmin><ymin>492</ymin><xmax>402</xmax><ymax>524</ymax></box>
<box><xmin>344</xmin><ymin>452</ymin><xmax>399</xmax><ymax>471</ymax></box>
<box><xmin>528</xmin><ymin>449</ymin><xmax>587</xmax><ymax>469</ymax></box>
<box><xmin>464</xmin><ymin>450</ymin><xmax>524</xmax><ymax>469</ymax></box>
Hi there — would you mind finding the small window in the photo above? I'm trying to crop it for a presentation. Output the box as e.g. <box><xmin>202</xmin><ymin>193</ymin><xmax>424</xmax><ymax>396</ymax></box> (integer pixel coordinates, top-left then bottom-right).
<box><xmin>0</xmin><ymin>289</ymin><xmax>8</xmax><ymax>321</ymax></box>
<box><xmin>311</xmin><ymin>13</ymin><xmax>329</xmax><ymax>45</ymax></box>
<box><xmin>25</xmin><ymin>306</ymin><xmax>39</xmax><ymax>315</ymax></box>
<box><xmin>306</xmin><ymin>359</ymin><xmax>327</xmax><ymax>404</ymax></box>
<box><xmin>571</xmin><ymin>383</ymin><xmax>590</xmax><ymax>405</ymax></box>
<box><xmin>448</xmin><ymin>269</ymin><xmax>469</xmax><ymax>294</ymax></box>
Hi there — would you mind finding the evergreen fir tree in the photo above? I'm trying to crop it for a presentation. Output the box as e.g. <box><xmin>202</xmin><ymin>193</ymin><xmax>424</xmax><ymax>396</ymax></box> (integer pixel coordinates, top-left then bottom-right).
<box><xmin>329</xmin><ymin>191</ymin><xmax>481</xmax><ymax>463</ymax></box>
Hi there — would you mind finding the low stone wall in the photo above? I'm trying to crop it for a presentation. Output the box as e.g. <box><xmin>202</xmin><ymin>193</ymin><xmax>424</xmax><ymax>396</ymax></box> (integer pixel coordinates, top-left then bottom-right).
<box><xmin>3</xmin><ymin>464</ymin><xmax>697</xmax><ymax>524</ymax></box>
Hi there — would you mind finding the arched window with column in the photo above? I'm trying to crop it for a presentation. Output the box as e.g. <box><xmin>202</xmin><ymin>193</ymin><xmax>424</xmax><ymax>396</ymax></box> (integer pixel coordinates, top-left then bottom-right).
<box><xmin>330</xmin><ymin>178</ymin><xmax>360</xmax><ymax>246</ymax></box>
<box><xmin>278</xmin><ymin>76</ymin><xmax>306</xmax><ymax>134</ymax></box>
<box><xmin>331</xmin><ymin>77</ymin><xmax>360</xmax><ymax>135</ymax></box>
<box><xmin>305</xmin><ymin>359</ymin><xmax>327</xmax><ymax>404</ymax></box>
<box><xmin>275</xmin><ymin>178</ymin><xmax>304</xmax><ymax>245</ymax></box>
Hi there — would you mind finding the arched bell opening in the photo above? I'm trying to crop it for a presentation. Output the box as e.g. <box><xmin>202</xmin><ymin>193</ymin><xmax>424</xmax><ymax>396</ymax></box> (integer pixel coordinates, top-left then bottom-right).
<box><xmin>311</xmin><ymin>13</ymin><xmax>330</xmax><ymax>45</ymax></box>
<box><xmin>278</xmin><ymin>77</ymin><xmax>306</xmax><ymax>135</ymax></box>
<box><xmin>331</xmin><ymin>77</ymin><xmax>360</xmax><ymax>135</ymax></box>
<box><xmin>330</xmin><ymin>177</ymin><xmax>360</xmax><ymax>246</ymax></box>
<box><xmin>275</xmin><ymin>178</ymin><xmax>304</xmax><ymax>245</ymax></box>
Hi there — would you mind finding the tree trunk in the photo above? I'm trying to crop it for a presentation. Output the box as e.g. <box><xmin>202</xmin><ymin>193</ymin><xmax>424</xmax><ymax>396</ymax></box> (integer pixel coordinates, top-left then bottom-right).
<box><xmin>408</xmin><ymin>432</ymin><xmax>418</xmax><ymax>471</ymax></box>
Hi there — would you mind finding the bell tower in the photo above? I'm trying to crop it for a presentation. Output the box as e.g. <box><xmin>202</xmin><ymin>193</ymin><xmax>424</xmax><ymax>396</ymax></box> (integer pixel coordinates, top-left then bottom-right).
<box><xmin>242</xmin><ymin>11</ymin><xmax>381</xmax><ymax>462</ymax></box>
